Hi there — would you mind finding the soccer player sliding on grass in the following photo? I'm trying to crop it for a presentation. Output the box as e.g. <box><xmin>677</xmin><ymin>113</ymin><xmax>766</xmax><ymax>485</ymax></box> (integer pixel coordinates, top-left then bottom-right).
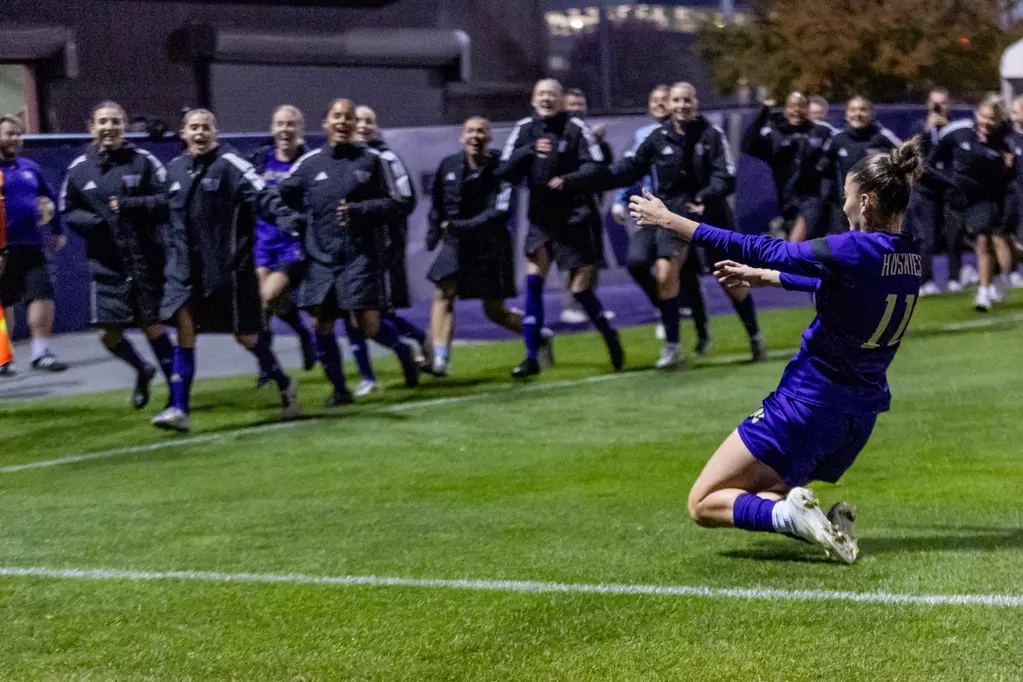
<box><xmin>629</xmin><ymin>138</ymin><xmax>925</xmax><ymax>563</ymax></box>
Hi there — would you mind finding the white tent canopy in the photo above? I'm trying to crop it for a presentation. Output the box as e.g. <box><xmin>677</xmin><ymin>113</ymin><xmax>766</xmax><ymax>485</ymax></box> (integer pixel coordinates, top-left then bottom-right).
<box><xmin>1001</xmin><ymin>37</ymin><xmax>1023</xmax><ymax>102</ymax></box>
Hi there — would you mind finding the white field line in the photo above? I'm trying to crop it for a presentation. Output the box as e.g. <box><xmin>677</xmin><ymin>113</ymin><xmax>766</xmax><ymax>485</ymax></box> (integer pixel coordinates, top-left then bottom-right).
<box><xmin>1</xmin><ymin>565</ymin><xmax>1022</xmax><ymax>608</ymax></box>
<box><xmin>3</xmin><ymin>311</ymin><xmax>1021</xmax><ymax>475</ymax></box>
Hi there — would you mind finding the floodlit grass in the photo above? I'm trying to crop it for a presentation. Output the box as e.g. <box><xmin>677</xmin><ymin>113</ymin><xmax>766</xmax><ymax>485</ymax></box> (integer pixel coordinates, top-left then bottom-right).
<box><xmin>2</xmin><ymin>294</ymin><xmax>1023</xmax><ymax>680</ymax></box>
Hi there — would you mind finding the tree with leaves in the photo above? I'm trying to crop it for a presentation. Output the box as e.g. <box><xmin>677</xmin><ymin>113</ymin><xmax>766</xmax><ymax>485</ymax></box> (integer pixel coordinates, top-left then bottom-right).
<box><xmin>697</xmin><ymin>0</ymin><xmax>1023</xmax><ymax>103</ymax></box>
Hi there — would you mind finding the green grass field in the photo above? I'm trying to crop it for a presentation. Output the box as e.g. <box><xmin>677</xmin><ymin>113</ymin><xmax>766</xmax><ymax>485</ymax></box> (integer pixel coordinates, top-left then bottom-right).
<box><xmin>4</xmin><ymin>294</ymin><xmax>1023</xmax><ymax>680</ymax></box>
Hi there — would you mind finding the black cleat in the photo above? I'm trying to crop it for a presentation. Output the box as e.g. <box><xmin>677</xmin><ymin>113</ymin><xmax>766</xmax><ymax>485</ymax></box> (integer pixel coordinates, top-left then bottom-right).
<box><xmin>132</xmin><ymin>365</ymin><xmax>157</xmax><ymax>409</ymax></box>
<box><xmin>31</xmin><ymin>351</ymin><xmax>67</xmax><ymax>372</ymax></box>
<box><xmin>694</xmin><ymin>336</ymin><xmax>712</xmax><ymax>356</ymax></box>
<box><xmin>324</xmin><ymin>390</ymin><xmax>355</xmax><ymax>408</ymax></box>
<box><xmin>511</xmin><ymin>357</ymin><xmax>541</xmax><ymax>380</ymax></box>
<box><xmin>751</xmin><ymin>335</ymin><xmax>768</xmax><ymax>363</ymax></box>
<box><xmin>0</xmin><ymin>362</ymin><xmax>15</xmax><ymax>377</ymax></box>
<box><xmin>398</xmin><ymin>344</ymin><xmax>421</xmax><ymax>388</ymax></box>
<box><xmin>607</xmin><ymin>330</ymin><xmax>625</xmax><ymax>371</ymax></box>
<box><xmin>299</xmin><ymin>332</ymin><xmax>317</xmax><ymax>371</ymax></box>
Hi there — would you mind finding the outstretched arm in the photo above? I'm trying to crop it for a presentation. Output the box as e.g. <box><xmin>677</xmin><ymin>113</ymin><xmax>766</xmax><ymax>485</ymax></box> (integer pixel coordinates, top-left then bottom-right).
<box><xmin>714</xmin><ymin>260</ymin><xmax>821</xmax><ymax>293</ymax></box>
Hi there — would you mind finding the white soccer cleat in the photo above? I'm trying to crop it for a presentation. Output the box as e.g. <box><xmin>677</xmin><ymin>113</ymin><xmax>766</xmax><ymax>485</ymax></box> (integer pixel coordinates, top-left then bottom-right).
<box><xmin>431</xmin><ymin>356</ymin><xmax>449</xmax><ymax>377</ymax></box>
<box><xmin>782</xmin><ymin>487</ymin><xmax>859</xmax><ymax>564</ymax></box>
<box><xmin>960</xmin><ymin>264</ymin><xmax>979</xmax><ymax>287</ymax></box>
<box><xmin>655</xmin><ymin>344</ymin><xmax>683</xmax><ymax>369</ymax></box>
<box><xmin>918</xmin><ymin>281</ymin><xmax>941</xmax><ymax>297</ymax></box>
<box><xmin>279</xmin><ymin>377</ymin><xmax>300</xmax><ymax>421</ymax></box>
<box><xmin>560</xmin><ymin>308</ymin><xmax>588</xmax><ymax>325</ymax></box>
<box><xmin>654</xmin><ymin>323</ymin><xmax>666</xmax><ymax>340</ymax></box>
<box><xmin>827</xmin><ymin>501</ymin><xmax>857</xmax><ymax>545</ymax></box>
<box><xmin>1010</xmin><ymin>272</ymin><xmax>1023</xmax><ymax>289</ymax></box>
<box><xmin>151</xmin><ymin>407</ymin><xmax>191</xmax><ymax>433</ymax></box>
<box><xmin>993</xmin><ymin>276</ymin><xmax>1010</xmax><ymax>302</ymax></box>
<box><xmin>974</xmin><ymin>286</ymin><xmax>992</xmax><ymax>312</ymax></box>
<box><xmin>354</xmin><ymin>379</ymin><xmax>380</xmax><ymax>397</ymax></box>
<box><xmin>946</xmin><ymin>280</ymin><xmax>964</xmax><ymax>293</ymax></box>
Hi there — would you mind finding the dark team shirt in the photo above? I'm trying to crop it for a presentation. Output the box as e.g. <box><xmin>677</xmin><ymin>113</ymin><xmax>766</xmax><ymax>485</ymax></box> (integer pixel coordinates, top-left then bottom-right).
<box><xmin>741</xmin><ymin>106</ymin><xmax>824</xmax><ymax>204</ymax></box>
<box><xmin>929</xmin><ymin>119</ymin><xmax>1011</xmax><ymax>206</ymax></box>
<box><xmin>819</xmin><ymin>122</ymin><xmax>901</xmax><ymax>202</ymax></box>
<box><xmin>0</xmin><ymin>156</ymin><xmax>62</xmax><ymax>247</ymax></box>
<box><xmin>694</xmin><ymin>224</ymin><xmax>922</xmax><ymax>415</ymax></box>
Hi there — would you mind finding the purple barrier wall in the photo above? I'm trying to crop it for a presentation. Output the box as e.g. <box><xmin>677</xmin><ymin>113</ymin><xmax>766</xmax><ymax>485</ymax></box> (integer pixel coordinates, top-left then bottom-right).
<box><xmin>11</xmin><ymin>105</ymin><xmax>966</xmax><ymax>338</ymax></box>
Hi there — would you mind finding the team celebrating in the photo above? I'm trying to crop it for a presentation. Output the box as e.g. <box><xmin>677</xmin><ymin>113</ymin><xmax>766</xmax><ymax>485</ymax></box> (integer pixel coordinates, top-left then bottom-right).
<box><xmin>2</xmin><ymin>78</ymin><xmax>1021</xmax><ymax>561</ymax></box>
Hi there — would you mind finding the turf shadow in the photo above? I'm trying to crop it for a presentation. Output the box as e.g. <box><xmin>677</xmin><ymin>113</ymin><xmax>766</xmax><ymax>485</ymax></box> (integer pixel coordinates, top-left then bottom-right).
<box><xmin>860</xmin><ymin>528</ymin><xmax>1023</xmax><ymax>555</ymax></box>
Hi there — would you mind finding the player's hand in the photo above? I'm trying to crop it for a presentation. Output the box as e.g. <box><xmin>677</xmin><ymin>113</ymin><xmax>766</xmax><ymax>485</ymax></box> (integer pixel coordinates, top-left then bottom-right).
<box><xmin>611</xmin><ymin>203</ymin><xmax>629</xmax><ymax>225</ymax></box>
<box><xmin>50</xmin><ymin>234</ymin><xmax>67</xmax><ymax>252</ymax></box>
<box><xmin>440</xmin><ymin>221</ymin><xmax>450</xmax><ymax>231</ymax></box>
<box><xmin>685</xmin><ymin>202</ymin><xmax>705</xmax><ymax>216</ymax></box>
<box><xmin>37</xmin><ymin>196</ymin><xmax>55</xmax><ymax>226</ymax></box>
<box><xmin>336</xmin><ymin>200</ymin><xmax>351</xmax><ymax>225</ymax></box>
<box><xmin>548</xmin><ymin>176</ymin><xmax>565</xmax><ymax>191</ymax></box>
<box><xmin>713</xmin><ymin>260</ymin><xmax>779</xmax><ymax>289</ymax></box>
<box><xmin>591</xmin><ymin>123</ymin><xmax>607</xmax><ymax>141</ymax></box>
<box><xmin>629</xmin><ymin>188</ymin><xmax>671</xmax><ymax>227</ymax></box>
<box><xmin>535</xmin><ymin>138</ymin><xmax>553</xmax><ymax>157</ymax></box>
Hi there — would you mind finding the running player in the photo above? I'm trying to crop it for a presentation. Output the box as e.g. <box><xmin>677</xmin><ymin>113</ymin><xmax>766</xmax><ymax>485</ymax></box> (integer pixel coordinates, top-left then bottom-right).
<box><xmin>0</xmin><ymin>115</ymin><xmax>68</xmax><ymax>374</ymax></box>
<box><xmin>930</xmin><ymin>95</ymin><xmax>1013</xmax><ymax>311</ymax></box>
<box><xmin>249</xmin><ymin>105</ymin><xmax>317</xmax><ymax>380</ymax></box>
<box><xmin>629</xmin><ymin>138</ymin><xmax>925</xmax><ymax>563</ymax></box>
<box><xmin>276</xmin><ymin>98</ymin><xmax>420</xmax><ymax>407</ymax></box>
<box><xmin>155</xmin><ymin>109</ymin><xmax>298</xmax><ymax>432</ymax></box>
<box><xmin>59</xmin><ymin>101</ymin><xmax>176</xmax><ymax>408</ymax></box>
<box><xmin>426</xmin><ymin>117</ymin><xmax>522</xmax><ymax>376</ymax></box>
<box><xmin>351</xmin><ymin>104</ymin><xmax>428</xmax><ymax>394</ymax></box>
<box><xmin>499</xmin><ymin>78</ymin><xmax>624</xmax><ymax>378</ymax></box>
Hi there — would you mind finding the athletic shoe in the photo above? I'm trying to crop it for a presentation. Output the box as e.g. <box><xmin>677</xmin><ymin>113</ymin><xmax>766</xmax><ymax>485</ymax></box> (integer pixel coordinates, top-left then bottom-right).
<box><xmin>279</xmin><ymin>376</ymin><xmax>300</xmax><ymax>421</ymax></box>
<box><xmin>960</xmin><ymin>264</ymin><xmax>979</xmax><ymax>287</ymax></box>
<box><xmin>782</xmin><ymin>487</ymin><xmax>858</xmax><ymax>564</ymax></box>
<box><xmin>946</xmin><ymin>280</ymin><xmax>964</xmax><ymax>293</ymax></box>
<box><xmin>654</xmin><ymin>323</ymin><xmax>666</xmax><ymax>340</ymax></box>
<box><xmin>324</xmin><ymin>389</ymin><xmax>355</xmax><ymax>408</ymax></box>
<box><xmin>255</xmin><ymin>373</ymin><xmax>272</xmax><ymax>390</ymax></box>
<box><xmin>511</xmin><ymin>357</ymin><xmax>541</xmax><ymax>379</ymax></box>
<box><xmin>560</xmin><ymin>308</ymin><xmax>588</xmax><ymax>325</ymax></box>
<box><xmin>750</xmin><ymin>335</ymin><xmax>768</xmax><ymax>363</ymax></box>
<box><xmin>299</xmin><ymin>331</ymin><xmax>317</xmax><ymax>371</ymax></box>
<box><xmin>431</xmin><ymin>357</ymin><xmax>449</xmax><ymax>378</ymax></box>
<box><xmin>151</xmin><ymin>406</ymin><xmax>191</xmax><ymax>433</ymax></box>
<box><xmin>975</xmin><ymin>286</ymin><xmax>992</xmax><ymax>312</ymax></box>
<box><xmin>31</xmin><ymin>351</ymin><xmax>67</xmax><ymax>372</ymax></box>
<box><xmin>132</xmin><ymin>365</ymin><xmax>157</xmax><ymax>410</ymax></box>
<box><xmin>1010</xmin><ymin>272</ymin><xmax>1023</xmax><ymax>289</ymax></box>
<box><xmin>826</xmin><ymin>501</ymin><xmax>857</xmax><ymax>545</ymax></box>
<box><xmin>0</xmin><ymin>361</ymin><xmax>16</xmax><ymax>377</ymax></box>
<box><xmin>993</xmin><ymin>275</ymin><xmax>1010</xmax><ymax>302</ymax></box>
<box><xmin>538</xmin><ymin>328</ymin><xmax>556</xmax><ymax>369</ymax></box>
<box><xmin>694</xmin><ymin>336</ymin><xmax>712</xmax><ymax>356</ymax></box>
<box><xmin>655</xmin><ymin>344</ymin><xmax>683</xmax><ymax>369</ymax></box>
<box><xmin>354</xmin><ymin>379</ymin><xmax>381</xmax><ymax>397</ymax></box>
<box><xmin>607</xmin><ymin>330</ymin><xmax>625</xmax><ymax>371</ymax></box>
<box><xmin>919</xmin><ymin>281</ymin><xmax>941</xmax><ymax>297</ymax></box>
<box><xmin>679</xmin><ymin>306</ymin><xmax>693</xmax><ymax>319</ymax></box>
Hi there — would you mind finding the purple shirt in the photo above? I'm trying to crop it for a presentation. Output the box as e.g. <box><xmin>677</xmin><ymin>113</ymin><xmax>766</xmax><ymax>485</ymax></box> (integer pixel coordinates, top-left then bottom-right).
<box><xmin>1</xmin><ymin>156</ymin><xmax>62</xmax><ymax>247</ymax></box>
<box><xmin>256</xmin><ymin>154</ymin><xmax>299</xmax><ymax>248</ymax></box>
<box><xmin>694</xmin><ymin>223</ymin><xmax>922</xmax><ymax>415</ymax></box>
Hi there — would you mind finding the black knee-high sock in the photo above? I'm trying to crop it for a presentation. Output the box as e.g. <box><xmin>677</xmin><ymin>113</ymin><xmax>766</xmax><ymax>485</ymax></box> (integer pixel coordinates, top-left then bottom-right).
<box><xmin>276</xmin><ymin>305</ymin><xmax>310</xmax><ymax>339</ymax></box>
<box><xmin>732</xmin><ymin>295</ymin><xmax>760</xmax><ymax>339</ymax></box>
<box><xmin>147</xmin><ymin>333</ymin><xmax>175</xmax><ymax>383</ymax></box>
<box><xmin>107</xmin><ymin>338</ymin><xmax>149</xmax><ymax>373</ymax></box>
<box><xmin>628</xmin><ymin>263</ymin><xmax>660</xmax><ymax>308</ymax></box>
<box><xmin>683</xmin><ymin>268</ymin><xmax>709</xmax><ymax>341</ymax></box>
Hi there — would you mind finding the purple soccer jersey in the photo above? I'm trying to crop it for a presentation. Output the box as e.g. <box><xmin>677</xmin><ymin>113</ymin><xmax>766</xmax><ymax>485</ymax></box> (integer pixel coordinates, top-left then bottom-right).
<box><xmin>254</xmin><ymin>154</ymin><xmax>303</xmax><ymax>269</ymax></box>
<box><xmin>694</xmin><ymin>223</ymin><xmax>922</xmax><ymax>415</ymax></box>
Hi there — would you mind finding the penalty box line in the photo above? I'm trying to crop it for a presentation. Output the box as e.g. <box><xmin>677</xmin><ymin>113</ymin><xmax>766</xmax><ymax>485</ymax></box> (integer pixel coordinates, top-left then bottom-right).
<box><xmin>2</xmin><ymin>564</ymin><xmax>1023</xmax><ymax>608</ymax></box>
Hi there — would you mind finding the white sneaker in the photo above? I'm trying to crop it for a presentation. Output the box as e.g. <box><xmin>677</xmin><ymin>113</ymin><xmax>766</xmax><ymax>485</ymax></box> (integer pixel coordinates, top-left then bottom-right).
<box><xmin>782</xmin><ymin>487</ymin><xmax>858</xmax><ymax>563</ymax></box>
<box><xmin>655</xmin><ymin>344</ymin><xmax>683</xmax><ymax>369</ymax></box>
<box><xmin>560</xmin><ymin>308</ymin><xmax>588</xmax><ymax>325</ymax></box>
<box><xmin>354</xmin><ymin>379</ymin><xmax>380</xmax><ymax>397</ymax></box>
<box><xmin>603</xmin><ymin>309</ymin><xmax>617</xmax><ymax>321</ymax></box>
<box><xmin>960</xmin><ymin>264</ymin><xmax>979</xmax><ymax>287</ymax></box>
<box><xmin>279</xmin><ymin>377</ymin><xmax>300</xmax><ymax>421</ymax></box>
<box><xmin>946</xmin><ymin>280</ymin><xmax>964</xmax><ymax>293</ymax></box>
<box><xmin>919</xmin><ymin>281</ymin><xmax>941</xmax><ymax>297</ymax></box>
<box><xmin>151</xmin><ymin>407</ymin><xmax>191</xmax><ymax>433</ymax></box>
<box><xmin>1010</xmin><ymin>272</ymin><xmax>1023</xmax><ymax>289</ymax></box>
<box><xmin>654</xmin><ymin>323</ymin><xmax>666</xmax><ymax>340</ymax></box>
<box><xmin>993</xmin><ymin>275</ymin><xmax>1010</xmax><ymax>302</ymax></box>
<box><xmin>432</xmin><ymin>356</ymin><xmax>449</xmax><ymax>377</ymax></box>
<box><xmin>975</xmin><ymin>286</ymin><xmax>992</xmax><ymax>312</ymax></box>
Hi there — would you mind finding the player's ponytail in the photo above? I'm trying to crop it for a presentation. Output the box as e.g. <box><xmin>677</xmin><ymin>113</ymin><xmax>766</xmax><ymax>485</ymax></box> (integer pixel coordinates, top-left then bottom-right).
<box><xmin>849</xmin><ymin>136</ymin><xmax>924</xmax><ymax>219</ymax></box>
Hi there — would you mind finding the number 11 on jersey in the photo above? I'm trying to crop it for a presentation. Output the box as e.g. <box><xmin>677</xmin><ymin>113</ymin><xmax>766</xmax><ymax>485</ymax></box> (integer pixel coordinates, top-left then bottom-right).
<box><xmin>863</xmin><ymin>294</ymin><xmax>917</xmax><ymax>349</ymax></box>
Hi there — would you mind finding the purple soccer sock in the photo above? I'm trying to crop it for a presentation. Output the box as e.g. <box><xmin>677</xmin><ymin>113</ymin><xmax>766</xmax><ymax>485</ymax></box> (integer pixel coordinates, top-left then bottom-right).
<box><xmin>386</xmin><ymin>312</ymin><xmax>427</xmax><ymax>346</ymax></box>
<box><xmin>657</xmin><ymin>296</ymin><xmax>681</xmax><ymax>345</ymax></box>
<box><xmin>147</xmin><ymin>333</ymin><xmax>175</xmax><ymax>384</ymax></box>
<box><xmin>170</xmin><ymin>346</ymin><xmax>195</xmax><ymax>413</ymax></box>
<box><xmin>523</xmin><ymin>274</ymin><xmax>545</xmax><ymax>360</ymax></box>
<box><xmin>343</xmin><ymin>318</ymin><xmax>376</xmax><ymax>382</ymax></box>
<box><xmin>732</xmin><ymin>493</ymin><xmax>778</xmax><ymax>533</ymax></box>
<box><xmin>315</xmin><ymin>332</ymin><xmax>348</xmax><ymax>394</ymax></box>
